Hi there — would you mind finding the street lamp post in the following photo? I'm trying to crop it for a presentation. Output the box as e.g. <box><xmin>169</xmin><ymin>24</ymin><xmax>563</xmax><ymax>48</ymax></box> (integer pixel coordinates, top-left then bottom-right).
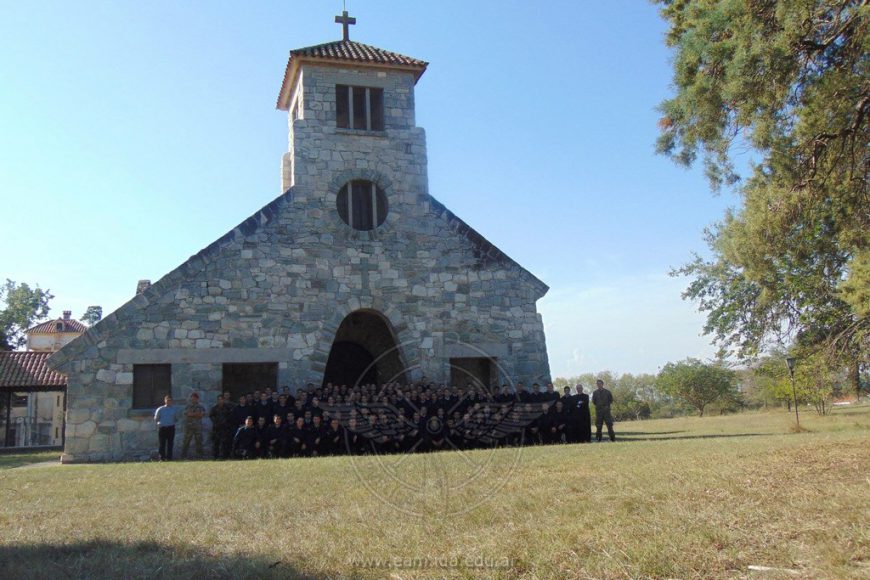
<box><xmin>786</xmin><ymin>357</ymin><xmax>800</xmax><ymax>430</ymax></box>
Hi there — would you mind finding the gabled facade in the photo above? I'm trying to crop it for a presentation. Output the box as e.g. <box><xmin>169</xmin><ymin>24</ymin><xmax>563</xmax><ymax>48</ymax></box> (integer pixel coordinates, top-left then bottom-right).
<box><xmin>48</xmin><ymin>26</ymin><xmax>551</xmax><ymax>462</ymax></box>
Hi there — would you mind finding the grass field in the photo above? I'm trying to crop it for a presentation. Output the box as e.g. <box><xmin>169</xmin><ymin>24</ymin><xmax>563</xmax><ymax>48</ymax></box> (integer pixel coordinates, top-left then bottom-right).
<box><xmin>1</xmin><ymin>406</ymin><xmax>868</xmax><ymax>579</ymax></box>
<box><xmin>0</xmin><ymin>449</ymin><xmax>60</xmax><ymax>469</ymax></box>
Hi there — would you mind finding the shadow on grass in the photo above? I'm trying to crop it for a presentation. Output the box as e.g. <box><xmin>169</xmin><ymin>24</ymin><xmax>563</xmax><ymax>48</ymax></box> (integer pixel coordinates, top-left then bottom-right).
<box><xmin>0</xmin><ymin>540</ymin><xmax>314</xmax><ymax>579</ymax></box>
<box><xmin>0</xmin><ymin>451</ymin><xmax>60</xmax><ymax>469</ymax></box>
<box><xmin>611</xmin><ymin>430</ymin><xmax>687</xmax><ymax>436</ymax></box>
<box><xmin>616</xmin><ymin>432</ymin><xmax>771</xmax><ymax>443</ymax></box>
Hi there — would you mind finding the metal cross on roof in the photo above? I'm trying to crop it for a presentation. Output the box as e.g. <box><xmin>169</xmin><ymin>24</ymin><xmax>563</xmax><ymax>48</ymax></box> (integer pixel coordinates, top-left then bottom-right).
<box><xmin>335</xmin><ymin>10</ymin><xmax>356</xmax><ymax>41</ymax></box>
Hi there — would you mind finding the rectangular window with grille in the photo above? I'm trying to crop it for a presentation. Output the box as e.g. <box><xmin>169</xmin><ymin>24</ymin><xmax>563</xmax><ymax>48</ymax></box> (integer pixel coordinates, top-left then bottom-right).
<box><xmin>335</xmin><ymin>84</ymin><xmax>385</xmax><ymax>131</ymax></box>
<box><xmin>132</xmin><ymin>364</ymin><xmax>172</xmax><ymax>409</ymax></box>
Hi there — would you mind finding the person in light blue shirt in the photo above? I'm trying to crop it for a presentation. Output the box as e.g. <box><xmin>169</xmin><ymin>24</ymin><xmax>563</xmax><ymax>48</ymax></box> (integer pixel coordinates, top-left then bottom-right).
<box><xmin>154</xmin><ymin>395</ymin><xmax>178</xmax><ymax>460</ymax></box>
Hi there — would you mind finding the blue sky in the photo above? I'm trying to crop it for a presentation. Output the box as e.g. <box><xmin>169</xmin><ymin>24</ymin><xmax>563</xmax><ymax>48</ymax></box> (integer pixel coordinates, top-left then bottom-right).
<box><xmin>0</xmin><ymin>1</ymin><xmax>738</xmax><ymax>376</ymax></box>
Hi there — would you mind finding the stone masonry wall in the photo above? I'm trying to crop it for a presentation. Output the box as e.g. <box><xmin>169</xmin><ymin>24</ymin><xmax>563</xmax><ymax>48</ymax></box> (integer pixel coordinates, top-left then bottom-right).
<box><xmin>54</xmin><ymin>63</ymin><xmax>550</xmax><ymax>462</ymax></box>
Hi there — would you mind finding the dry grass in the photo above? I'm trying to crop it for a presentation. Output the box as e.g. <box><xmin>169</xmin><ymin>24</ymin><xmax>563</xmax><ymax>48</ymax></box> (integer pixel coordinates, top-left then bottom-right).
<box><xmin>1</xmin><ymin>406</ymin><xmax>868</xmax><ymax>579</ymax></box>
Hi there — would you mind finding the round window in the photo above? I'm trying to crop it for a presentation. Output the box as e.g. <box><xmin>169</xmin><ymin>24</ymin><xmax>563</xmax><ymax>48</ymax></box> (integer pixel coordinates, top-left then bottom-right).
<box><xmin>336</xmin><ymin>180</ymin><xmax>388</xmax><ymax>231</ymax></box>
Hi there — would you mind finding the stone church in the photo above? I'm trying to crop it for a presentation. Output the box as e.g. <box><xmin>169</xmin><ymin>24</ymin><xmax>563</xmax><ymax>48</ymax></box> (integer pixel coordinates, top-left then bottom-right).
<box><xmin>48</xmin><ymin>14</ymin><xmax>551</xmax><ymax>462</ymax></box>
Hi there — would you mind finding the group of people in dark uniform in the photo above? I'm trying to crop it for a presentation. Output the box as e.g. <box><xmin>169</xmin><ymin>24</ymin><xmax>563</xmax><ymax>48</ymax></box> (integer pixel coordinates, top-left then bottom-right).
<box><xmin>206</xmin><ymin>379</ymin><xmax>616</xmax><ymax>460</ymax></box>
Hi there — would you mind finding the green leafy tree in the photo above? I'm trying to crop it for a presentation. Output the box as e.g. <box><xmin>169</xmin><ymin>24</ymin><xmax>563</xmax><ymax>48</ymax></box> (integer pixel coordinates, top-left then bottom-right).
<box><xmin>610</xmin><ymin>373</ymin><xmax>659</xmax><ymax>420</ymax></box>
<box><xmin>655</xmin><ymin>0</ymin><xmax>870</xmax><ymax>395</ymax></box>
<box><xmin>656</xmin><ymin>358</ymin><xmax>738</xmax><ymax>417</ymax></box>
<box><xmin>556</xmin><ymin>372</ymin><xmax>665</xmax><ymax>420</ymax></box>
<box><xmin>0</xmin><ymin>280</ymin><xmax>54</xmax><ymax>351</ymax></box>
<box><xmin>81</xmin><ymin>305</ymin><xmax>103</xmax><ymax>326</ymax></box>
<box><xmin>792</xmin><ymin>350</ymin><xmax>849</xmax><ymax>415</ymax></box>
<box><xmin>742</xmin><ymin>352</ymin><xmax>795</xmax><ymax>409</ymax></box>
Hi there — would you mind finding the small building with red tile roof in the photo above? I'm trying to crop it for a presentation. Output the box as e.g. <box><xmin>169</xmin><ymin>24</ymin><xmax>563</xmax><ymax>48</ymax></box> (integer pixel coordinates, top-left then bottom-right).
<box><xmin>0</xmin><ymin>351</ymin><xmax>67</xmax><ymax>448</ymax></box>
<box><xmin>26</xmin><ymin>310</ymin><xmax>88</xmax><ymax>353</ymax></box>
<box><xmin>0</xmin><ymin>311</ymin><xmax>82</xmax><ymax>449</ymax></box>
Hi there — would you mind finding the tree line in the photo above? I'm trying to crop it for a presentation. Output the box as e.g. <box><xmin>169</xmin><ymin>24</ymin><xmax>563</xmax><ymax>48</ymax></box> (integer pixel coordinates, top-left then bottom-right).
<box><xmin>555</xmin><ymin>355</ymin><xmax>867</xmax><ymax>421</ymax></box>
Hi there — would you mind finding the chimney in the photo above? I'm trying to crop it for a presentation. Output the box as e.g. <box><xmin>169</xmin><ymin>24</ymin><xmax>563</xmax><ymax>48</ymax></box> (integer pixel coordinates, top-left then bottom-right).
<box><xmin>136</xmin><ymin>280</ymin><xmax>151</xmax><ymax>295</ymax></box>
<box><xmin>63</xmin><ymin>310</ymin><xmax>71</xmax><ymax>320</ymax></box>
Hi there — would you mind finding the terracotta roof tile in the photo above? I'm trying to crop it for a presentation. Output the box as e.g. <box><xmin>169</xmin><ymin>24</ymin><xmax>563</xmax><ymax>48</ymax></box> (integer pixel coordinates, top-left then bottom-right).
<box><xmin>27</xmin><ymin>317</ymin><xmax>88</xmax><ymax>334</ymax></box>
<box><xmin>0</xmin><ymin>351</ymin><xmax>67</xmax><ymax>388</ymax></box>
<box><xmin>290</xmin><ymin>40</ymin><xmax>427</xmax><ymax>68</ymax></box>
<box><xmin>277</xmin><ymin>39</ymin><xmax>427</xmax><ymax>110</ymax></box>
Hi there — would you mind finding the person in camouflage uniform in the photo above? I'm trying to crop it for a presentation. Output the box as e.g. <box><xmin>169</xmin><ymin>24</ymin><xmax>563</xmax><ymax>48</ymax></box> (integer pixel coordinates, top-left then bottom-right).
<box><xmin>209</xmin><ymin>394</ymin><xmax>234</xmax><ymax>459</ymax></box>
<box><xmin>181</xmin><ymin>392</ymin><xmax>206</xmax><ymax>459</ymax></box>
<box><xmin>591</xmin><ymin>379</ymin><xmax>616</xmax><ymax>442</ymax></box>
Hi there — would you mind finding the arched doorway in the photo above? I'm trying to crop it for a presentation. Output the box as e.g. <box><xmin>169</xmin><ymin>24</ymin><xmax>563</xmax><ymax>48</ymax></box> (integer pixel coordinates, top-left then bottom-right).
<box><xmin>323</xmin><ymin>310</ymin><xmax>406</xmax><ymax>387</ymax></box>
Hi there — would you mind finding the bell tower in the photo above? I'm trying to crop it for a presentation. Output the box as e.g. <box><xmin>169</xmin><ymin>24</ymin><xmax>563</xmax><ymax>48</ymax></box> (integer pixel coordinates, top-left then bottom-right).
<box><xmin>275</xmin><ymin>12</ymin><xmax>429</xmax><ymax>196</ymax></box>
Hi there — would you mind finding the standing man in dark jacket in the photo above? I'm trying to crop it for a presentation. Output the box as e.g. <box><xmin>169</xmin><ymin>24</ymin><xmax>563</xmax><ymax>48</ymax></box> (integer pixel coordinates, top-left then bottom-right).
<box><xmin>254</xmin><ymin>416</ymin><xmax>270</xmax><ymax>458</ymax></box>
<box><xmin>209</xmin><ymin>394</ymin><xmax>235</xmax><ymax>459</ymax></box>
<box><xmin>253</xmin><ymin>393</ymin><xmax>273</xmax><ymax>425</ymax></box>
<box><xmin>562</xmin><ymin>386</ymin><xmax>578</xmax><ymax>442</ymax></box>
<box><xmin>574</xmin><ymin>384</ymin><xmax>592</xmax><ymax>443</ymax></box>
<box><xmin>233</xmin><ymin>395</ymin><xmax>250</xmax><ymax>428</ymax></box>
<box><xmin>591</xmin><ymin>379</ymin><xmax>615</xmax><ymax>442</ymax></box>
<box><xmin>544</xmin><ymin>383</ymin><xmax>560</xmax><ymax>402</ymax></box>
